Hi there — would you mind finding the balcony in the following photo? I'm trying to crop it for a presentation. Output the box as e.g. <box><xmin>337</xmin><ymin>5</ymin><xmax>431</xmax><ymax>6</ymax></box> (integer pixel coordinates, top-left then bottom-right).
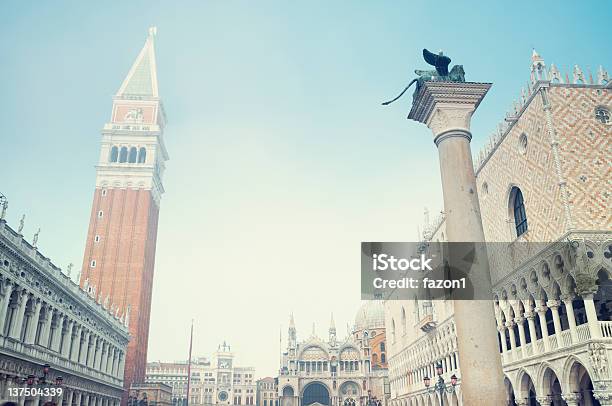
<box><xmin>0</xmin><ymin>336</ymin><xmax>123</xmax><ymax>389</ymax></box>
<box><xmin>502</xmin><ymin>321</ymin><xmax>612</xmax><ymax>366</ymax></box>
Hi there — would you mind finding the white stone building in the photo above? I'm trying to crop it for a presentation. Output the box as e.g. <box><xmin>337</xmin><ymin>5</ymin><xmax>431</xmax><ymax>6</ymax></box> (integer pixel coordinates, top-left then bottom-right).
<box><xmin>256</xmin><ymin>377</ymin><xmax>277</xmax><ymax>406</ymax></box>
<box><xmin>0</xmin><ymin>214</ymin><xmax>130</xmax><ymax>406</ymax></box>
<box><xmin>277</xmin><ymin>311</ymin><xmax>388</xmax><ymax>406</ymax></box>
<box><xmin>384</xmin><ymin>52</ymin><xmax>611</xmax><ymax>406</ymax></box>
<box><xmin>146</xmin><ymin>344</ymin><xmax>256</xmax><ymax>406</ymax></box>
<box><xmin>145</xmin><ymin>360</ymin><xmax>190</xmax><ymax>406</ymax></box>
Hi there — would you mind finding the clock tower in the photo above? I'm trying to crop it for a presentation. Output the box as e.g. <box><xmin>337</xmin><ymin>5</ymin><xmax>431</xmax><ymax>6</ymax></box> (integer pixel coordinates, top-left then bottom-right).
<box><xmin>80</xmin><ymin>27</ymin><xmax>168</xmax><ymax>399</ymax></box>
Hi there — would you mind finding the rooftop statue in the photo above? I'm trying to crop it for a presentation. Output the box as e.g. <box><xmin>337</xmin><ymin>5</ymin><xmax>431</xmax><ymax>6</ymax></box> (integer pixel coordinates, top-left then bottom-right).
<box><xmin>382</xmin><ymin>49</ymin><xmax>466</xmax><ymax>106</ymax></box>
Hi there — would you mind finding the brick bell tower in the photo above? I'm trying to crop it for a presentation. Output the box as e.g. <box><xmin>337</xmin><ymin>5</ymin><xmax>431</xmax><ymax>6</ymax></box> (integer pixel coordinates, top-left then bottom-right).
<box><xmin>80</xmin><ymin>27</ymin><xmax>168</xmax><ymax>398</ymax></box>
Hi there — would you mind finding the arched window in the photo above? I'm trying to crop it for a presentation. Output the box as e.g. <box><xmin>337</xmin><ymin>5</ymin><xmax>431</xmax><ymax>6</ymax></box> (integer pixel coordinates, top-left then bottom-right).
<box><xmin>128</xmin><ymin>147</ymin><xmax>138</xmax><ymax>163</ymax></box>
<box><xmin>510</xmin><ymin>187</ymin><xmax>528</xmax><ymax>237</ymax></box>
<box><xmin>391</xmin><ymin>319</ymin><xmax>395</xmax><ymax>342</ymax></box>
<box><xmin>401</xmin><ymin>307</ymin><xmax>407</xmax><ymax>334</ymax></box>
<box><xmin>119</xmin><ymin>147</ymin><xmax>128</xmax><ymax>163</ymax></box>
<box><xmin>109</xmin><ymin>146</ymin><xmax>118</xmax><ymax>162</ymax></box>
<box><xmin>138</xmin><ymin>147</ymin><xmax>147</xmax><ymax>163</ymax></box>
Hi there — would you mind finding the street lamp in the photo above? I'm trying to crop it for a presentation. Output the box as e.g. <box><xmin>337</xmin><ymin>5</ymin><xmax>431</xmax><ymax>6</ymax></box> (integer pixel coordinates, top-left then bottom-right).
<box><xmin>423</xmin><ymin>362</ymin><xmax>458</xmax><ymax>406</ymax></box>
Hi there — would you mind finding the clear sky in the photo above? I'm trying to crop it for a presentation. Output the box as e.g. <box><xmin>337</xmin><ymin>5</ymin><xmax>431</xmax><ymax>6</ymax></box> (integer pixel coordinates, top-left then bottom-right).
<box><xmin>1</xmin><ymin>1</ymin><xmax>610</xmax><ymax>377</ymax></box>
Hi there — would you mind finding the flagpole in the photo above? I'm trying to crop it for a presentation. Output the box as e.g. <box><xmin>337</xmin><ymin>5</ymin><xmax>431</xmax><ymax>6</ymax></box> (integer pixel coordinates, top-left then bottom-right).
<box><xmin>186</xmin><ymin>320</ymin><xmax>194</xmax><ymax>406</ymax></box>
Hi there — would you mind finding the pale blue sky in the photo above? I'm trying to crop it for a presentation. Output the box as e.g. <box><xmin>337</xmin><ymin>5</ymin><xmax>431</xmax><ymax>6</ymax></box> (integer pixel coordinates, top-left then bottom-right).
<box><xmin>1</xmin><ymin>1</ymin><xmax>610</xmax><ymax>376</ymax></box>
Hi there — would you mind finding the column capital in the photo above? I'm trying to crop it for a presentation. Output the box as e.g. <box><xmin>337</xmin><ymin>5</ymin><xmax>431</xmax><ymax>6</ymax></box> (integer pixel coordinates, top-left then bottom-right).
<box><xmin>524</xmin><ymin>311</ymin><xmax>536</xmax><ymax>321</ymax></box>
<box><xmin>593</xmin><ymin>389</ymin><xmax>612</xmax><ymax>404</ymax></box>
<box><xmin>562</xmin><ymin>393</ymin><xmax>582</xmax><ymax>404</ymax></box>
<box><xmin>535</xmin><ymin>305</ymin><xmax>548</xmax><ymax>314</ymax></box>
<box><xmin>514</xmin><ymin>316</ymin><xmax>525</xmax><ymax>325</ymax></box>
<box><xmin>546</xmin><ymin>300</ymin><xmax>561</xmax><ymax>309</ymax></box>
<box><xmin>407</xmin><ymin>81</ymin><xmax>492</xmax><ymax>139</ymax></box>
<box><xmin>535</xmin><ymin>396</ymin><xmax>551</xmax><ymax>405</ymax></box>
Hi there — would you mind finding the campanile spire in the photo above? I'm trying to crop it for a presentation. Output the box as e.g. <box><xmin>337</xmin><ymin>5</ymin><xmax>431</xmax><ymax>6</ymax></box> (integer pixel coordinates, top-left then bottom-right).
<box><xmin>80</xmin><ymin>27</ymin><xmax>168</xmax><ymax>403</ymax></box>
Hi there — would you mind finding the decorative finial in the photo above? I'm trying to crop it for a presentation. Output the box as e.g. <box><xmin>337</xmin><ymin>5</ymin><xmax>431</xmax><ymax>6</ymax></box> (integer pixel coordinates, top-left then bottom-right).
<box><xmin>573</xmin><ymin>65</ymin><xmax>586</xmax><ymax>84</ymax></box>
<box><xmin>549</xmin><ymin>64</ymin><xmax>562</xmax><ymax>83</ymax></box>
<box><xmin>32</xmin><ymin>228</ymin><xmax>40</xmax><ymax>247</ymax></box>
<box><xmin>0</xmin><ymin>200</ymin><xmax>7</xmax><ymax>220</ymax></box>
<box><xmin>597</xmin><ymin>65</ymin><xmax>609</xmax><ymax>85</ymax></box>
<box><xmin>67</xmin><ymin>263</ymin><xmax>73</xmax><ymax>277</ymax></box>
<box><xmin>148</xmin><ymin>26</ymin><xmax>157</xmax><ymax>37</ymax></box>
<box><xmin>18</xmin><ymin>214</ymin><xmax>25</xmax><ymax>234</ymax></box>
<box><xmin>75</xmin><ymin>267</ymin><xmax>82</xmax><ymax>284</ymax></box>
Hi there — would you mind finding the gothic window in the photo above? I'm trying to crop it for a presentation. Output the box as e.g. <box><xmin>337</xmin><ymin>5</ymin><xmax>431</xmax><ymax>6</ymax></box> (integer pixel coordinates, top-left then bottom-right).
<box><xmin>119</xmin><ymin>146</ymin><xmax>128</xmax><ymax>163</ymax></box>
<box><xmin>510</xmin><ymin>187</ymin><xmax>528</xmax><ymax>237</ymax></box>
<box><xmin>381</xmin><ymin>353</ymin><xmax>386</xmax><ymax>363</ymax></box>
<box><xmin>138</xmin><ymin>147</ymin><xmax>147</xmax><ymax>163</ymax></box>
<box><xmin>401</xmin><ymin>307</ymin><xmax>406</xmax><ymax>334</ymax></box>
<box><xmin>128</xmin><ymin>147</ymin><xmax>138</xmax><ymax>163</ymax></box>
<box><xmin>109</xmin><ymin>146</ymin><xmax>119</xmax><ymax>162</ymax></box>
<box><xmin>595</xmin><ymin>107</ymin><xmax>610</xmax><ymax>124</ymax></box>
<box><xmin>90</xmin><ymin>260</ymin><xmax>96</xmax><ymax>268</ymax></box>
<box><xmin>94</xmin><ymin>235</ymin><xmax>100</xmax><ymax>243</ymax></box>
<box><xmin>380</xmin><ymin>342</ymin><xmax>385</xmax><ymax>352</ymax></box>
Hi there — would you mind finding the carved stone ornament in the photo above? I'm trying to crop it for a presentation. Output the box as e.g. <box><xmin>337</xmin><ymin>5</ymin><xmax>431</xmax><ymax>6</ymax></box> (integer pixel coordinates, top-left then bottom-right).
<box><xmin>427</xmin><ymin>106</ymin><xmax>474</xmax><ymax>136</ymax></box>
<box><xmin>588</xmin><ymin>342</ymin><xmax>609</xmax><ymax>380</ymax></box>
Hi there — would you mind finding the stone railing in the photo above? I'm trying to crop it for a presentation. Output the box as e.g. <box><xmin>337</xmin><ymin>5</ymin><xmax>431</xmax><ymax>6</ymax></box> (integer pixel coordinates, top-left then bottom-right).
<box><xmin>502</xmin><ymin>321</ymin><xmax>611</xmax><ymax>366</ymax></box>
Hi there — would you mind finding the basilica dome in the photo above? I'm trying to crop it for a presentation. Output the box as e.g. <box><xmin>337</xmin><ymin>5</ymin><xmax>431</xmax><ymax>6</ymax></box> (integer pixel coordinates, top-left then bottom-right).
<box><xmin>354</xmin><ymin>300</ymin><xmax>385</xmax><ymax>332</ymax></box>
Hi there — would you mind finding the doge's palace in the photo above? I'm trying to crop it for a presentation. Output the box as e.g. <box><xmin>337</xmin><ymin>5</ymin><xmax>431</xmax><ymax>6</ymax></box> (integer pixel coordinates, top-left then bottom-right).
<box><xmin>385</xmin><ymin>51</ymin><xmax>611</xmax><ymax>406</ymax></box>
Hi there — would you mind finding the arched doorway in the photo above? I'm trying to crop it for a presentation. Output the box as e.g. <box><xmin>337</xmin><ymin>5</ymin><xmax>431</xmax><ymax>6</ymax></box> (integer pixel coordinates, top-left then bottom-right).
<box><xmin>302</xmin><ymin>382</ymin><xmax>330</xmax><ymax>406</ymax></box>
<box><xmin>541</xmin><ymin>367</ymin><xmax>563</xmax><ymax>404</ymax></box>
<box><xmin>282</xmin><ymin>386</ymin><xmax>295</xmax><ymax>406</ymax></box>
<box><xmin>568</xmin><ymin>361</ymin><xmax>600</xmax><ymax>406</ymax></box>
<box><xmin>518</xmin><ymin>371</ymin><xmax>538</xmax><ymax>406</ymax></box>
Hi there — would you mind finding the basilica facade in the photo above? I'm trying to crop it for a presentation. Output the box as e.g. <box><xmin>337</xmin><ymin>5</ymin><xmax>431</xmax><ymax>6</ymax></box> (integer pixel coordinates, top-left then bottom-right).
<box><xmin>384</xmin><ymin>52</ymin><xmax>611</xmax><ymax>406</ymax></box>
<box><xmin>277</xmin><ymin>309</ymin><xmax>388</xmax><ymax>406</ymax></box>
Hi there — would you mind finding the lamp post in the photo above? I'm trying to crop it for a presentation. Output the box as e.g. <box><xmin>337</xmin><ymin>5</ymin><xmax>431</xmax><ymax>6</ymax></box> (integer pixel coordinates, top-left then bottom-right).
<box><xmin>26</xmin><ymin>364</ymin><xmax>63</xmax><ymax>406</ymax></box>
<box><xmin>423</xmin><ymin>362</ymin><xmax>457</xmax><ymax>406</ymax></box>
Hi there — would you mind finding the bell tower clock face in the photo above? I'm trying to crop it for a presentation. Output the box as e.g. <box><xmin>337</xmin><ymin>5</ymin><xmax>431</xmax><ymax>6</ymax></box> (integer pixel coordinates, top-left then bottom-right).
<box><xmin>218</xmin><ymin>391</ymin><xmax>229</xmax><ymax>402</ymax></box>
<box><xmin>219</xmin><ymin>359</ymin><xmax>232</xmax><ymax>369</ymax></box>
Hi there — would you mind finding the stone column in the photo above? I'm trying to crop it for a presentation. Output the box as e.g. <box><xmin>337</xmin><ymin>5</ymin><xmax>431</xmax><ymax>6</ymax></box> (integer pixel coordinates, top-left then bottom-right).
<box><xmin>515</xmin><ymin>316</ymin><xmax>527</xmax><ymax>353</ymax></box>
<box><xmin>66</xmin><ymin>389</ymin><xmax>75</xmax><ymax>406</ymax></box>
<box><xmin>406</xmin><ymin>80</ymin><xmax>505</xmax><ymax>405</ymax></box>
<box><xmin>71</xmin><ymin>325</ymin><xmax>82</xmax><ymax>363</ymax></box>
<box><xmin>562</xmin><ymin>296</ymin><xmax>578</xmax><ymax>343</ymax></box>
<box><xmin>525</xmin><ymin>311</ymin><xmax>538</xmax><ymax>352</ymax></box>
<box><xmin>80</xmin><ymin>330</ymin><xmax>91</xmax><ymax>365</ymax></box>
<box><xmin>546</xmin><ymin>300</ymin><xmax>562</xmax><ymax>338</ymax></box>
<box><xmin>61</xmin><ymin>319</ymin><xmax>74</xmax><ymax>358</ymax></box>
<box><xmin>100</xmin><ymin>343</ymin><xmax>108</xmax><ymax>372</ymax></box>
<box><xmin>117</xmin><ymin>352</ymin><xmax>125</xmax><ymax>379</ymax></box>
<box><xmin>583</xmin><ymin>293</ymin><xmax>602</xmax><ymax>339</ymax></box>
<box><xmin>75</xmin><ymin>392</ymin><xmax>83</xmax><ymax>406</ymax></box>
<box><xmin>24</xmin><ymin>300</ymin><xmax>42</xmax><ymax>344</ymax></box>
<box><xmin>83</xmin><ymin>393</ymin><xmax>90</xmax><ymax>406</ymax></box>
<box><xmin>535</xmin><ymin>305</ymin><xmax>550</xmax><ymax>351</ymax></box>
<box><xmin>506</xmin><ymin>321</ymin><xmax>517</xmax><ymax>352</ymax></box>
<box><xmin>39</xmin><ymin>307</ymin><xmax>54</xmax><ymax>347</ymax></box>
<box><xmin>1</xmin><ymin>375</ymin><xmax>10</xmax><ymax>399</ymax></box>
<box><xmin>0</xmin><ymin>283</ymin><xmax>14</xmax><ymax>334</ymax></box>
<box><xmin>9</xmin><ymin>290</ymin><xmax>28</xmax><ymax>339</ymax></box>
<box><xmin>51</xmin><ymin>314</ymin><xmax>65</xmax><ymax>352</ymax></box>
<box><xmin>94</xmin><ymin>340</ymin><xmax>102</xmax><ymax>370</ymax></box>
